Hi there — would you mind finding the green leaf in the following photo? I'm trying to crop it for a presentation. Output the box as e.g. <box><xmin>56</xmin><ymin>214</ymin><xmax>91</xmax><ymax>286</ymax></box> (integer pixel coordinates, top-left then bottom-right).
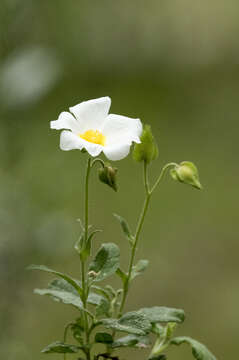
<box><xmin>170</xmin><ymin>337</ymin><xmax>217</xmax><ymax>360</ymax></box>
<box><xmin>28</xmin><ymin>264</ymin><xmax>83</xmax><ymax>298</ymax></box>
<box><xmin>71</xmin><ymin>320</ymin><xmax>84</xmax><ymax>344</ymax></box>
<box><xmin>111</xmin><ymin>334</ymin><xmax>150</xmax><ymax>349</ymax></box>
<box><xmin>91</xmin><ymin>285</ymin><xmax>111</xmax><ymax>301</ymax></box>
<box><xmin>74</xmin><ymin>232</ymin><xmax>85</xmax><ymax>254</ymax></box>
<box><xmin>41</xmin><ymin>341</ymin><xmax>80</xmax><ymax>354</ymax></box>
<box><xmin>149</xmin><ymin>356</ymin><xmax>167</xmax><ymax>360</ymax></box>
<box><xmin>101</xmin><ymin>311</ymin><xmax>152</xmax><ymax>336</ymax></box>
<box><xmin>131</xmin><ymin>259</ymin><xmax>149</xmax><ymax>280</ymax></box>
<box><xmin>137</xmin><ymin>306</ymin><xmax>185</xmax><ymax>324</ymax></box>
<box><xmin>89</xmin><ymin>243</ymin><xmax>120</xmax><ymax>282</ymax></box>
<box><xmin>113</xmin><ymin>214</ymin><xmax>133</xmax><ymax>242</ymax></box>
<box><xmin>95</xmin><ymin>332</ymin><xmax>113</xmax><ymax>344</ymax></box>
<box><xmin>88</xmin><ymin>293</ymin><xmax>110</xmax><ymax>317</ymax></box>
<box><xmin>34</xmin><ymin>278</ymin><xmax>83</xmax><ymax>310</ymax></box>
<box><xmin>116</xmin><ymin>268</ymin><xmax>128</xmax><ymax>284</ymax></box>
<box><xmin>105</xmin><ymin>285</ymin><xmax>117</xmax><ymax>298</ymax></box>
<box><xmin>80</xmin><ymin>230</ymin><xmax>102</xmax><ymax>262</ymax></box>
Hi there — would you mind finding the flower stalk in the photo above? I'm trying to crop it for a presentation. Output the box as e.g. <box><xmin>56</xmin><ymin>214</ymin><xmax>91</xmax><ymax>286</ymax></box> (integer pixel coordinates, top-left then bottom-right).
<box><xmin>118</xmin><ymin>161</ymin><xmax>179</xmax><ymax>318</ymax></box>
<box><xmin>81</xmin><ymin>156</ymin><xmax>92</xmax><ymax>360</ymax></box>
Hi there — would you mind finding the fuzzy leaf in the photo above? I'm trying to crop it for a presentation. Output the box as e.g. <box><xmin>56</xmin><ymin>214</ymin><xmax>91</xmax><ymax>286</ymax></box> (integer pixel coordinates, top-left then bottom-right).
<box><xmin>41</xmin><ymin>341</ymin><xmax>80</xmax><ymax>353</ymax></box>
<box><xmin>80</xmin><ymin>230</ymin><xmax>102</xmax><ymax>262</ymax></box>
<box><xmin>111</xmin><ymin>334</ymin><xmax>150</xmax><ymax>349</ymax></box>
<box><xmin>91</xmin><ymin>285</ymin><xmax>111</xmax><ymax>301</ymax></box>
<box><xmin>28</xmin><ymin>264</ymin><xmax>83</xmax><ymax>297</ymax></box>
<box><xmin>95</xmin><ymin>332</ymin><xmax>113</xmax><ymax>344</ymax></box>
<box><xmin>113</xmin><ymin>214</ymin><xmax>133</xmax><ymax>241</ymax></box>
<box><xmin>34</xmin><ymin>278</ymin><xmax>83</xmax><ymax>310</ymax></box>
<box><xmin>131</xmin><ymin>260</ymin><xmax>149</xmax><ymax>280</ymax></box>
<box><xmin>88</xmin><ymin>293</ymin><xmax>110</xmax><ymax>317</ymax></box>
<box><xmin>170</xmin><ymin>337</ymin><xmax>217</xmax><ymax>360</ymax></box>
<box><xmin>138</xmin><ymin>306</ymin><xmax>185</xmax><ymax>324</ymax></box>
<box><xmin>116</xmin><ymin>268</ymin><xmax>128</xmax><ymax>284</ymax></box>
<box><xmin>71</xmin><ymin>321</ymin><xmax>84</xmax><ymax>344</ymax></box>
<box><xmin>101</xmin><ymin>311</ymin><xmax>151</xmax><ymax>336</ymax></box>
<box><xmin>89</xmin><ymin>243</ymin><xmax>120</xmax><ymax>282</ymax></box>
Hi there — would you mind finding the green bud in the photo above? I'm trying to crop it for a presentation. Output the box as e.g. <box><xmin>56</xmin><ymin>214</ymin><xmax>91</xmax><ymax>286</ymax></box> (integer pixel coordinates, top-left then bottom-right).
<box><xmin>170</xmin><ymin>161</ymin><xmax>202</xmax><ymax>190</ymax></box>
<box><xmin>133</xmin><ymin>124</ymin><xmax>158</xmax><ymax>164</ymax></box>
<box><xmin>98</xmin><ymin>164</ymin><xmax>118</xmax><ymax>192</ymax></box>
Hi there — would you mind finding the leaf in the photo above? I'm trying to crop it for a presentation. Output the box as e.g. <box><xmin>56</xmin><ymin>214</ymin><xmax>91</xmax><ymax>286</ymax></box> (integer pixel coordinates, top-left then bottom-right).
<box><xmin>113</xmin><ymin>214</ymin><xmax>133</xmax><ymax>243</ymax></box>
<box><xmin>71</xmin><ymin>320</ymin><xmax>84</xmax><ymax>344</ymax></box>
<box><xmin>101</xmin><ymin>311</ymin><xmax>152</xmax><ymax>336</ymax></box>
<box><xmin>149</xmin><ymin>356</ymin><xmax>167</xmax><ymax>360</ymax></box>
<box><xmin>116</xmin><ymin>268</ymin><xmax>127</xmax><ymax>284</ymax></box>
<box><xmin>74</xmin><ymin>232</ymin><xmax>85</xmax><ymax>254</ymax></box>
<box><xmin>170</xmin><ymin>337</ymin><xmax>217</xmax><ymax>360</ymax></box>
<box><xmin>137</xmin><ymin>306</ymin><xmax>185</xmax><ymax>324</ymax></box>
<box><xmin>80</xmin><ymin>230</ymin><xmax>102</xmax><ymax>262</ymax></box>
<box><xmin>105</xmin><ymin>285</ymin><xmax>117</xmax><ymax>298</ymax></box>
<box><xmin>111</xmin><ymin>334</ymin><xmax>150</xmax><ymax>349</ymax></box>
<box><xmin>28</xmin><ymin>264</ymin><xmax>83</xmax><ymax>298</ymax></box>
<box><xmin>41</xmin><ymin>341</ymin><xmax>80</xmax><ymax>354</ymax></box>
<box><xmin>88</xmin><ymin>293</ymin><xmax>110</xmax><ymax>317</ymax></box>
<box><xmin>34</xmin><ymin>278</ymin><xmax>83</xmax><ymax>310</ymax></box>
<box><xmin>89</xmin><ymin>243</ymin><xmax>120</xmax><ymax>282</ymax></box>
<box><xmin>91</xmin><ymin>285</ymin><xmax>111</xmax><ymax>301</ymax></box>
<box><xmin>95</xmin><ymin>332</ymin><xmax>113</xmax><ymax>344</ymax></box>
<box><xmin>131</xmin><ymin>259</ymin><xmax>149</xmax><ymax>280</ymax></box>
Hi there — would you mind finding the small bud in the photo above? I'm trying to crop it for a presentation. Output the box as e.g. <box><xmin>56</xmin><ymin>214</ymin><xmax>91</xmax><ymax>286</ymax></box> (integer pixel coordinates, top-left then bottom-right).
<box><xmin>98</xmin><ymin>164</ymin><xmax>118</xmax><ymax>192</ymax></box>
<box><xmin>133</xmin><ymin>124</ymin><xmax>158</xmax><ymax>164</ymax></box>
<box><xmin>88</xmin><ymin>270</ymin><xmax>98</xmax><ymax>279</ymax></box>
<box><xmin>170</xmin><ymin>161</ymin><xmax>202</xmax><ymax>190</ymax></box>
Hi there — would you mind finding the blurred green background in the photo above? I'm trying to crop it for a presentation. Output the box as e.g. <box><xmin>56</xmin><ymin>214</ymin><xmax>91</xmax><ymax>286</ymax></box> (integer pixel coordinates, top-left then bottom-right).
<box><xmin>1</xmin><ymin>1</ymin><xmax>239</xmax><ymax>359</ymax></box>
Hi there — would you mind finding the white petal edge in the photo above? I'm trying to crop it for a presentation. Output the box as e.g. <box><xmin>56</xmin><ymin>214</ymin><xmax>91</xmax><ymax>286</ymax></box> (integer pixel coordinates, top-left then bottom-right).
<box><xmin>60</xmin><ymin>130</ymin><xmax>84</xmax><ymax>151</ymax></box>
<box><xmin>69</xmin><ymin>97</ymin><xmax>111</xmax><ymax>132</ymax></box>
<box><xmin>83</xmin><ymin>141</ymin><xmax>103</xmax><ymax>157</ymax></box>
<box><xmin>103</xmin><ymin>143</ymin><xmax>131</xmax><ymax>161</ymax></box>
<box><xmin>60</xmin><ymin>130</ymin><xmax>103</xmax><ymax>157</ymax></box>
<box><xmin>102</xmin><ymin>114</ymin><xmax>142</xmax><ymax>146</ymax></box>
<box><xmin>50</xmin><ymin>112</ymin><xmax>80</xmax><ymax>132</ymax></box>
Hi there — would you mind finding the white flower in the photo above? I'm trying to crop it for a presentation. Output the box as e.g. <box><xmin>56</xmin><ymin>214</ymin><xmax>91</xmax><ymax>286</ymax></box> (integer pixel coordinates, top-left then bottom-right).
<box><xmin>50</xmin><ymin>97</ymin><xmax>142</xmax><ymax>161</ymax></box>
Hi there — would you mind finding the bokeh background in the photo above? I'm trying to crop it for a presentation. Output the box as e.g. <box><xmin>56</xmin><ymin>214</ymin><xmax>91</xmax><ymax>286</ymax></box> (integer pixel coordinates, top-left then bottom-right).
<box><xmin>1</xmin><ymin>1</ymin><xmax>239</xmax><ymax>359</ymax></box>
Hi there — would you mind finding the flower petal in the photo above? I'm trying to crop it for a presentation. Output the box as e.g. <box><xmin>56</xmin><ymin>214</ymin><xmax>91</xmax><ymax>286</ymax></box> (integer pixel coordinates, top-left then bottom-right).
<box><xmin>102</xmin><ymin>114</ymin><xmax>142</xmax><ymax>146</ymax></box>
<box><xmin>60</xmin><ymin>130</ymin><xmax>84</xmax><ymax>151</ymax></box>
<box><xmin>69</xmin><ymin>97</ymin><xmax>111</xmax><ymax>132</ymax></box>
<box><xmin>83</xmin><ymin>141</ymin><xmax>103</xmax><ymax>157</ymax></box>
<box><xmin>50</xmin><ymin>112</ymin><xmax>80</xmax><ymax>132</ymax></box>
<box><xmin>60</xmin><ymin>130</ymin><xmax>103</xmax><ymax>157</ymax></box>
<box><xmin>103</xmin><ymin>143</ymin><xmax>131</xmax><ymax>161</ymax></box>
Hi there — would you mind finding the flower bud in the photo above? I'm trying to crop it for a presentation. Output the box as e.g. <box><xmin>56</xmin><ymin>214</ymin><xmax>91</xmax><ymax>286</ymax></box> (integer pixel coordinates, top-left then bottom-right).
<box><xmin>170</xmin><ymin>161</ymin><xmax>202</xmax><ymax>189</ymax></box>
<box><xmin>88</xmin><ymin>270</ymin><xmax>98</xmax><ymax>279</ymax></box>
<box><xmin>98</xmin><ymin>164</ymin><xmax>118</xmax><ymax>192</ymax></box>
<box><xmin>133</xmin><ymin>124</ymin><xmax>158</xmax><ymax>164</ymax></box>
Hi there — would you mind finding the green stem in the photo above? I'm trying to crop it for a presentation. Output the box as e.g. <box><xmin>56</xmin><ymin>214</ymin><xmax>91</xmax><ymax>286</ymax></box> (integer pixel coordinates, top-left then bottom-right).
<box><xmin>118</xmin><ymin>161</ymin><xmax>151</xmax><ymax>317</ymax></box>
<box><xmin>118</xmin><ymin>161</ymin><xmax>177</xmax><ymax>318</ymax></box>
<box><xmin>150</xmin><ymin>162</ymin><xmax>177</xmax><ymax>194</ymax></box>
<box><xmin>81</xmin><ymin>157</ymin><xmax>92</xmax><ymax>360</ymax></box>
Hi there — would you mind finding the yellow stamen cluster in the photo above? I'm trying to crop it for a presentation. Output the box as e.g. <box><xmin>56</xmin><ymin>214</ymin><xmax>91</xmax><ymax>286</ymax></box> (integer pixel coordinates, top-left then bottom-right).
<box><xmin>79</xmin><ymin>129</ymin><xmax>106</xmax><ymax>146</ymax></box>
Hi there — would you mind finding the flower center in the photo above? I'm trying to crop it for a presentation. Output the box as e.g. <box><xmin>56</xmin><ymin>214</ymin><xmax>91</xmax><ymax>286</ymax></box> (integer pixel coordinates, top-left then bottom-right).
<box><xmin>79</xmin><ymin>129</ymin><xmax>106</xmax><ymax>146</ymax></box>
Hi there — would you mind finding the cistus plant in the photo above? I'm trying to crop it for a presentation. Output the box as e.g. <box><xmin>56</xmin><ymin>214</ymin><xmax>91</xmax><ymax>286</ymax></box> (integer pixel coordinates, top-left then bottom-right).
<box><xmin>28</xmin><ymin>97</ymin><xmax>217</xmax><ymax>360</ymax></box>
